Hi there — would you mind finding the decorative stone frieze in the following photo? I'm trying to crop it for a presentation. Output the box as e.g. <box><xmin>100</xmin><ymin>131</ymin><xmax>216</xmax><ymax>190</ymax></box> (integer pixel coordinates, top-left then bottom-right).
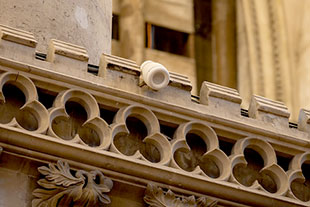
<box><xmin>199</xmin><ymin>81</ymin><xmax>241</xmax><ymax>117</ymax></box>
<box><xmin>32</xmin><ymin>160</ymin><xmax>113</xmax><ymax>207</ymax></box>
<box><xmin>171</xmin><ymin>121</ymin><xmax>230</xmax><ymax>180</ymax></box>
<box><xmin>144</xmin><ymin>184</ymin><xmax>217</xmax><ymax>207</ymax></box>
<box><xmin>48</xmin><ymin>89</ymin><xmax>111</xmax><ymax>149</ymax></box>
<box><xmin>298</xmin><ymin>109</ymin><xmax>310</xmax><ymax>135</ymax></box>
<box><xmin>111</xmin><ymin>104</ymin><xmax>171</xmax><ymax>165</ymax></box>
<box><xmin>0</xmin><ymin>24</ymin><xmax>37</xmax><ymax>63</ymax></box>
<box><xmin>230</xmin><ymin>137</ymin><xmax>288</xmax><ymax>195</ymax></box>
<box><xmin>248</xmin><ymin>95</ymin><xmax>290</xmax><ymax>127</ymax></box>
<box><xmin>0</xmin><ymin>72</ymin><xmax>49</xmax><ymax>133</ymax></box>
<box><xmin>47</xmin><ymin>39</ymin><xmax>89</xmax><ymax>72</ymax></box>
<box><xmin>287</xmin><ymin>152</ymin><xmax>310</xmax><ymax>202</ymax></box>
<box><xmin>169</xmin><ymin>71</ymin><xmax>192</xmax><ymax>92</ymax></box>
<box><xmin>1</xmin><ymin>24</ymin><xmax>310</xmax><ymax>206</ymax></box>
<box><xmin>99</xmin><ymin>53</ymin><xmax>140</xmax><ymax>76</ymax></box>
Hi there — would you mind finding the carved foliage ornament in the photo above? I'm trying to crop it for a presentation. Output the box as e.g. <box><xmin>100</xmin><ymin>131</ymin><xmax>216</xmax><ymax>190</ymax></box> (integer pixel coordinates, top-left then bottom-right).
<box><xmin>32</xmin><ymin>160</ymin><xmax>113</xmax><ymax>207</ymax></box>
<box><xmin>0</xmin><ymin>72</ymin><xmax>49</xmax><ymax>133</ymax></box>
<box><xmin>144</xmin><ymin>184</ymin><xmax>217</xmax><ymax>207</ymax></box>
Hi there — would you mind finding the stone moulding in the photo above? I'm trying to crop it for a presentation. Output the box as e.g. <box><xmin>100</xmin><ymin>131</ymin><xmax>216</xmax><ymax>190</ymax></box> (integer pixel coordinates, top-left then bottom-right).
<box><xmin>200</xmin><ymin>81</ymin><xmax>242</xmax><ymax>105</ymax></box>
<box><xmin>32</xmin><ymin>160</ymin><xmax>113</xmax><ymax>207</ymax></box>
<box><xmin>199</xmin><ymin>81</ymin><xmax>242</xmax><ymax>117</ymax></box>
<box><xmin>248</xmin><ymin>95</ymin><xmax>290</xmax><ymax>127</ymax></box>
<box><xmin>168</xmin><ymin>71</ymin><xmax>192</xmax><ymax>92</ymax></box>
<box><xmin>230</xmin><ymin>137</ymin><xmax>288</xmax><ymax>196</ymax></box>
<box><xmin>171</xmin><ymin>121</ymin><xmax>230</xmax><ymax>180</ymax></box>
<box><xmin>48</xmin><ymin>89</ymin><xmax>111</xmax><ymax>149</ymax></box>
<box><xmin>0</xmin><ymin>24</ymin><xmax>310</xmax><ymax>206</ymax></box>
<box><xmin>287</xmin><ymin>152</ymin><xmax>310</xmax><ymax>203</ymax></box>
<box><xmin>0</xmin><ymin>24</ymin><xmax>37</xmax><ymax>47</ymax></box>
<box><xmin>111</xmin><ymin>104</ymin><xmax>172</xmax><ymax>165</ymax></box>
<box><xmin>99</xmin><ymin>53</ymin><xmax>141</xmax><ymax>76</ymax></box>
<box><xmin>47</xmin><ymin>39</ymin><xmax>89</xmax><ymax>62</ymax></box>
<box><xmin>144</xmin><ymin>184</ymin><xmax>217</xmax><ymax>207</ymax></box>
<box><xmin>298</xmin><ymin>109</ymin><xmax>310</xmax><ymax>134</ymax></box>
<box><xmin>0</xmin><ymin>72</ymin><xmax>49</xmax><ymax>134</ymax></box>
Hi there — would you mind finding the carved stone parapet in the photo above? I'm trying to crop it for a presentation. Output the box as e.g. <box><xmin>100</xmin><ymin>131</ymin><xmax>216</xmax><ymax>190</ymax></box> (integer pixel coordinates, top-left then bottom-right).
<box><xmin>47</xmin><ymin>39</ymin><xmax>89</xmax><ymax>72</ymax></box>
<box><xmin>171</xmin><ymin>121</ymin><xmax>230</xmax><ymax>180</ymax></box>
<box><xmin>98</xmin><ymin>53</ymin><xmax>192</xmax><ymax>105</ymax></box>
<box><xmin>287</xmin><ymin>152</ymin><xmax>310</xmax><ymax>203</ymax></box>
<box><xmin>248</xmin><ymin>95</ymin><xmax>290</xmax><ymax>127</ymax></box>
<box><xmin>144</xmin><ymin>184</ymin><xmax>217</xmax><ymax>207</ymax></box>
<box><xmin>98</xmin><ymin>53</ymin><xmax>140</xmax><ymax>77</ymax></box>
<box><xmin>111</xmin><ymin>104</ymin><xmax>171</xmax><ymax>166</ymax></box>
<box><xmin>169</xmin><ymin>71</ymin><xmax>192</xmax><ymax>92</ymax></box>
<box><xmin>0</xmin><ymin>72</ymin><xmax>49</xmax><ymax>134</ymax></box>
<box><xmin>298</xmin><ymin>109</ymin><xmax>310</xmax><ymax>135</ymax></box>
<box><xmin>48</xmin><ymin>88</ymin><xmax>111</xmax><ymax>149</ymax></box>
<box><xmin>199</xmin><ymin>81</ymin><xmax>241</xmax><ymax>117</ymax></box>
<box><xmin>0</xmin><ymin>24</ymin><xmax>37</xmax><ymax>63</ymax></box>
<box><xmin>32</xmin><ymin>160</ymin><xmax>113</xmax><ymax>207</ymax></box>
<box><xmin>230</xmin><ymin>137</ymin><xmax>289</xmax><ymax>196</ymax></box>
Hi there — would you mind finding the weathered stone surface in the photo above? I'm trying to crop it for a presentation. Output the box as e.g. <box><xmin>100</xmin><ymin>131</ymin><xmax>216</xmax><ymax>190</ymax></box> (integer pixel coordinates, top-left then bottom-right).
<box><xmin>0</xmin><ymin>0</ymin><xmax>112</xmax><ymax>65</ymax></box>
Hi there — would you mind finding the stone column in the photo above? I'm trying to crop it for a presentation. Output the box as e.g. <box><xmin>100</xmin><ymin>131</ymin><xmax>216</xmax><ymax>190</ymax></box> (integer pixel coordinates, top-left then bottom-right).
<box><xmin>212</xmin><ymin>0</ymin><xmax>237</xmax><ymax>88</ymax></box>
<box><xmin>0</xmin><ymin>0</ymin><xmax>112</xmax><ymax>65</ymax></box>
<box><xmin>119</xmin><ymin>0</ymin><xmax>145</xmax><ymax>64</ymax></box>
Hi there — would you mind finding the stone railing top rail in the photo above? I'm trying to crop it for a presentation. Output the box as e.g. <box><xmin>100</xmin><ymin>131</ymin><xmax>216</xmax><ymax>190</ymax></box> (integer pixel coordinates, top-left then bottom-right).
<box><xmin>0</xmin><ymin>24</ymin><xmax>310</xmax><ymax>207</ymax></box>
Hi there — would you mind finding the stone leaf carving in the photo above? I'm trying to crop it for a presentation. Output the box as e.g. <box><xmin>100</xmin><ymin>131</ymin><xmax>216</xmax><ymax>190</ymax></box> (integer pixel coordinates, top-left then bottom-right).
<box><xmin>144</xmin><ymin>184</ymin><xmax>217</xmax><ymax>207</ymax></box>
<box><xmin>32</xmin><ymin>160</ymin><xmax>113</xmax><ymax>207</ymax></box>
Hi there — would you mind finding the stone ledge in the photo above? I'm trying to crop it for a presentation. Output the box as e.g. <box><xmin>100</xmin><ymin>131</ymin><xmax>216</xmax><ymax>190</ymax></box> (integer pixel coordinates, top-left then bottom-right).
<box><xmin>200</xmin><ymin>81</ymin><xmax>241</xmax><ymax>117</ymax></box>
<box><xmin>0</xmin><ymin>125</ymin><xmax>307</xmax><ymax>207</ymax></box>
<box><xmin>0</xmin><ymin>24</ymin><xmax>37</xmax><ymax>47</ymax></box>
<box><xmin>99</xmin><ymin>53</ymin><xmax>140</xmax><ymax>76</ymax></box>
<box><xmin>0</xmin><ymin>24</ymin><xmax>37</xmax><ymax>64</ymax></box>
<box><xmin>169</xmin><ymin>71</ymin><xmax>192</xmax><ymax>92</ymax></box>
<box><xmin>47</xmin><ymin>39</ymin><xmax>89</xmax><ymax>72</ymax></box>
<box><xmin>249</xmin><ymin>95</ymin><xmax>290</xmax><ymax>127</ymax></box>
<box><xmin>298</xmin><ymin>109</ymin><xmax>310</xmax><ymax>135</ymax></box>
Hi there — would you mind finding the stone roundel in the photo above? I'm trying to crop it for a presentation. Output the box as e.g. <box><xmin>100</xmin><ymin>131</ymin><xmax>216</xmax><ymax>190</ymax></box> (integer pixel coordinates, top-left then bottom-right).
<box><xmin>110</xmin><ymin>104</ymin><xmax>171</xmax><ymax>166</ymax></box>
<box><xmin>0</xmin><ymin>72</ymin><xmax>49</xmax><ymax>134</ymax></box>
<box><xmin>48</xmin><ymin>88</ymin><xmax>111</xmax><ymax>149</ymax></box>
<box><xmin>171</xmin><ymin>121</ymin><xmax>231</xmax><ymax>181</ymax></box>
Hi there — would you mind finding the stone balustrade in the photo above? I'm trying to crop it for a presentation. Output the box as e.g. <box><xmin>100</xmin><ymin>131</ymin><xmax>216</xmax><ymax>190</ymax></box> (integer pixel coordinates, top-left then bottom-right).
<box><xmin>0</xmin><ymin>24</ymin><xmax>310</xmax><ymax>207</ymax></box>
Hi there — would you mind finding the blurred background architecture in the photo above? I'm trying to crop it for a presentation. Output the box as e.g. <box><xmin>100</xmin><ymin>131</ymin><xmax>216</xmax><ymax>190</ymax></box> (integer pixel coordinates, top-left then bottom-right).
<box><xmin>112</xmin><ymin>0</ymin><xmax>310</xmax><ymax>121</ymax></box>
<box><xmin>0</xmin><ymin>0</ymin><xmax>310</xmax><ymax>206</ymax></box>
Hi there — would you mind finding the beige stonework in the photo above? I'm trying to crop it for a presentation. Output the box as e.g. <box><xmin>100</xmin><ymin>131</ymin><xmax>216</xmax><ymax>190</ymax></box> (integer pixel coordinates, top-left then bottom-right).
<box><xmin>0</xmin><ymin>24</ymin><xmax>310</xmax><ymax>206</ymax></box>
<box><xmin>112</xmin><ymin>0</ymin><xmax>197</xmax><ymax>94</ymax></box>
<box><xmin>1</xmin><ymin>1</ymin><xmax>310</xmax><ymax>207</ymax></box>
<box><xmin>0</xmin><ymin>0</ymin><xmax>112</xmax><ymax>65</ymax></box>
<box><xmin>237</xmin><ymin>0</ymin><xmax>310</xmax><ymax>121</ymax></box>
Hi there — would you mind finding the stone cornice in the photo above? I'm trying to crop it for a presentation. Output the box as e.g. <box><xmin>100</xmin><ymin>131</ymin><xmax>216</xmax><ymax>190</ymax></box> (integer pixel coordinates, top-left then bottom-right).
<box><xmin>1</xmin><ymin>25</ymin><xmax>310</xmax><ymax>207</ymax></box>
<box><xmin>0</xmin><ymin>124</ymin><xmax>307</xmax><ymax>207</ymax></box>
<box><xmin>0</xmin><ymin>55</ymin><xmax>308</xmax><ymax>154</ymax></box>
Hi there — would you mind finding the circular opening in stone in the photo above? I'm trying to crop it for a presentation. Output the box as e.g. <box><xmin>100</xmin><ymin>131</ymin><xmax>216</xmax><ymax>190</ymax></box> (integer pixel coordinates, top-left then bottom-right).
<box><xmin>152</xmin><ymin>71</ymin><xmax>165</xmax><ymax>85</ymax></box>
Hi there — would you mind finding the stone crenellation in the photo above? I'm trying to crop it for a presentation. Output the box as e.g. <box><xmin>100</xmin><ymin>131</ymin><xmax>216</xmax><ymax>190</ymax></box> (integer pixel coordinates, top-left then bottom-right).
<box><xmin>1</xmin><ymin>24</ymin><xmax>310</xmax><ymax>207</ymax></box>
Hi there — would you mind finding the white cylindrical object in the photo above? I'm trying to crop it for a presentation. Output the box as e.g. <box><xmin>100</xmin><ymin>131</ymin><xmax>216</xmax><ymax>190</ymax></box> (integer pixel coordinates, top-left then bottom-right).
<box><xmin>141</xmin><ymin>61</ymin><xmax>170</xmax><ymax>90</ymax></box>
